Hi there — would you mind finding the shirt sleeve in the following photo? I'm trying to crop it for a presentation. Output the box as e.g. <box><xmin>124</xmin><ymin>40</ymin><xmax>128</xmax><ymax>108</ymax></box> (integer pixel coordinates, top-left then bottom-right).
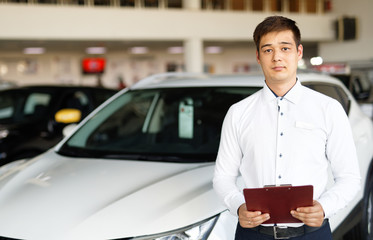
<box><xmin>317</xmin><ymin>100</ymin><xmax>361</xmax><ymax>218</ymax></box>
<box><xmin>213</xmin><ymin>105</ymin><xmax>245</xmax><ymax>217</ymax></box>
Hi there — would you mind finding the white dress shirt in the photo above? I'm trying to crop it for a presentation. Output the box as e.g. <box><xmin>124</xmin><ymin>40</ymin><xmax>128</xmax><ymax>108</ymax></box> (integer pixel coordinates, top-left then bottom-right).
<box><xmin>213</xmin><ymin>80</ymin><xmax>361</xmax><ymax>224</ymax></box>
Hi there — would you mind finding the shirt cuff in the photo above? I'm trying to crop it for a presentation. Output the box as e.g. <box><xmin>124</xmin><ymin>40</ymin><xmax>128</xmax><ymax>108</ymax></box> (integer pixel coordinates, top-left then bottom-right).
<box><xmin>317</xmin><ymin>197</ymin><xmax>332</xmax><ymax>219</ymax></box>
<box><xmin>228</xmin><ymin>194</ymin><xmax>246</xmax><ymax>217</ymax></box>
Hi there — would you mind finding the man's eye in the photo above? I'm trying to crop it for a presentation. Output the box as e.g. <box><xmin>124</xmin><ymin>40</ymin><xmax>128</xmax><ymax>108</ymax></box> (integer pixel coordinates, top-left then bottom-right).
<box><xmin>264</xmin><ymin>49</ymin><xmax>272</xmax><ymax>53</ymax></box>
<box><xmin>282</xmin><ymin>47</ymin><xmax>290</xmax><ymax>51</ymax></box>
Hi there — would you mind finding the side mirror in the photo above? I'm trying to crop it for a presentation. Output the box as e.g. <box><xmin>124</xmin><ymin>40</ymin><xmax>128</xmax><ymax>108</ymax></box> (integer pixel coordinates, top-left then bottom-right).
<box><xmin>55</xmin><ymin>109</ymin><xmax>82</xmax><ymax>124</ymax></box>
<box><xmin>62</xmin><ymin>123</ymin><xmax>78</xmax><ymax>137</ymax></box>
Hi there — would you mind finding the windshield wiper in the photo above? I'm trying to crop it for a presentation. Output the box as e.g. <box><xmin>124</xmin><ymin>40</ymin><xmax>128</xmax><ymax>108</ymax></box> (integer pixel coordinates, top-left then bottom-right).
<box><xmin>58</xmin><ymin>146</ymin><xmax>215</xmax><ymax>163</ymax></box>
<box><xmin>103</xmin><ymin>154</ymin><xmax>186</xmax><ymax>163</ymax></box>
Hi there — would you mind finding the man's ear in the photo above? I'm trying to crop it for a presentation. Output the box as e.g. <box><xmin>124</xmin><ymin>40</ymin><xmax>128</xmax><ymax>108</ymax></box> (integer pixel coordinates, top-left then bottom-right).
<box><xmin>297</xmin><ymin>44</ymin><xmax>303</xmax><ymax>60</ymax></box>
<box><xmin>256</xmin><ymin>51</ymin><xmax>260</xmax><ymax>64</ymax></box>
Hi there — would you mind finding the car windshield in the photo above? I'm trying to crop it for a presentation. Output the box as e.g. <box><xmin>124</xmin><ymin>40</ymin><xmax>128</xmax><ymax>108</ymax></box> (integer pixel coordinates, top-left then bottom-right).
<box><xmin>59</xmin><ymin>87</ymin><xmax>260</xmax><ymax>163</ymax></box>
<box><xmin>0</xmin><ymin>90</ymin><xmax>51</xmax><ymax>124</ymax></box>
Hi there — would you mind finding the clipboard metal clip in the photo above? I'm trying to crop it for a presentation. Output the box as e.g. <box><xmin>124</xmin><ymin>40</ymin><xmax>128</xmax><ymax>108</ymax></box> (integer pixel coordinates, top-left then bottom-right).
<box><xmin>264</xmin><ymin>184</ymin><xmax>292</xmax><ymax>187</ymax></box>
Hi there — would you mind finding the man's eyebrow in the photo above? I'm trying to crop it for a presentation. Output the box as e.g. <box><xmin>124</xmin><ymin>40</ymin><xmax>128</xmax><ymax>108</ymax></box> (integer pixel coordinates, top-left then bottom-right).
<box><xmin>260</xmin><ymin>41</ymin><xmax>294</xmax><ymax>49</ymax></box>
<box><xmin>260</xmin><ymin>44</ymin><xmax>272</xmax><ymax>49</ymax></box>
<box><xmin>280</xmin><ymin>41</ymin><xmax>293</xmax><ymax>45</ymax></box>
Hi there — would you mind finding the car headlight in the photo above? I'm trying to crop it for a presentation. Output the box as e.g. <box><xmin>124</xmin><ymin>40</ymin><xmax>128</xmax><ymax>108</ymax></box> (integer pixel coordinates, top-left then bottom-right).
<box><xmin>0</xmin><ymin>129</ymin><xmax>9</xmax><ymax>139</ymax></box>
<box><xmin>131</xmin><ymin>215</ymin><xmax>219</xmax><ymax>240</ymax></box>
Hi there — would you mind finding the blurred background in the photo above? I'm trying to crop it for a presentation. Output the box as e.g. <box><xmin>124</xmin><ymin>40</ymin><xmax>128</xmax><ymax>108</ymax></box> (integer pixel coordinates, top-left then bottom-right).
<box><xmin>0</xmin><ymin>2</ymin><xmax>372</xmax><ymax>239</ymax></box>
<box><xmin>0</xmin><ymin>0</ymin><xmax>372</xmax><ymax>90</ymax></box>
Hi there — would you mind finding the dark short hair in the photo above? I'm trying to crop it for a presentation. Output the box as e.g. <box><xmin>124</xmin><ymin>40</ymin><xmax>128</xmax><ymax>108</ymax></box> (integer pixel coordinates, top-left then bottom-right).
<box><xmin>253</xmin><ymin>16</ymin><xmax>301</xmax><ymax>52</ymax></box>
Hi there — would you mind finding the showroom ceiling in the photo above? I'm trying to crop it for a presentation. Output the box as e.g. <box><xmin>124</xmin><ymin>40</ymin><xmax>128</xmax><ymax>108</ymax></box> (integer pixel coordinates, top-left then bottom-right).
<box><xmin>0</xmin><ymin>39</ymin><xmax>317</xmax><ymax>57</ymax></box>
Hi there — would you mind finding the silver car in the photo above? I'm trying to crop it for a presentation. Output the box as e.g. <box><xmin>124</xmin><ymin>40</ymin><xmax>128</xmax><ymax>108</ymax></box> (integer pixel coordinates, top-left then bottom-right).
<box><xmin>0</xmin><ymin>73</ymin><xmax>372</xmax><ymax>240</ymax></box>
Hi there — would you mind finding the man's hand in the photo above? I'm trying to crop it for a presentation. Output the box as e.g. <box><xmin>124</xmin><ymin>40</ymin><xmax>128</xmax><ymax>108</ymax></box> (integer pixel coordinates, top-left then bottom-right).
<box><xmin>291</xmin><ymin>200</ymin><xmax>325</xmax><ymax>227</ymax></box>
<box><xmin>238</xmin><ymin>203</ymin><xmax>270</xmax><ymax>228</ymax></box>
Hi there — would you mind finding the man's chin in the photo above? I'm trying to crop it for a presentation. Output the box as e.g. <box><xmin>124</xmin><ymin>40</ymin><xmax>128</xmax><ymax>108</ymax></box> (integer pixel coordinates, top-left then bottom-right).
<box><xmin>267</xmin><ymin>72</ymin><xmax>289</xmax><ymax>82</ymax></box>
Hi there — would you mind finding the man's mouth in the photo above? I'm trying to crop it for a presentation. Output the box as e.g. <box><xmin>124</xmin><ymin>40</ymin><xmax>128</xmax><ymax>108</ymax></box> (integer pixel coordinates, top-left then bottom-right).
<box><xmin>272</xmin><ymin>66</ymin><xmax>285</xmax><ymax>71</ymax></box>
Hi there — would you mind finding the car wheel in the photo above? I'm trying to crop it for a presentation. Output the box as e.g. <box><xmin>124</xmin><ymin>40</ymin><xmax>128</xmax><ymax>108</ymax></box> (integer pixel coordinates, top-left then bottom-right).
<box><xmin>362</xmin><ymin>176</ymin><xmax>373</xmax><ymax>240</ymax></box>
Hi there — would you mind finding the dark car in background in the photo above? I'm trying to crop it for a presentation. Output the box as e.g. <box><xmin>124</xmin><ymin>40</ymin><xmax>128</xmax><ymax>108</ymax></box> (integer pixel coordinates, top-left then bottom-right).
<box><xmin>0</xmin><ymin>85</ymin><xmax>116</xmax><ymax>165</ymax></box>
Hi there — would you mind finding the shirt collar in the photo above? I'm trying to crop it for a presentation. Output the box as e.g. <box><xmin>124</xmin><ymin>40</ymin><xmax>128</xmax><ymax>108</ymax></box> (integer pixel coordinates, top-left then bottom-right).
<box><xmin>262</xmin><ymin>78</ymin><xmax>302</xmax><ymax>104</ymax></box>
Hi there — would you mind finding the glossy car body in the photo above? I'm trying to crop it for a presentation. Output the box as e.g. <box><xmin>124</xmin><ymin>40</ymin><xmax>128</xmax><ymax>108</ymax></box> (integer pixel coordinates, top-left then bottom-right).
<box><xmin>0</xmin><ymin>73</ymin><xmax>372</xmax><ymax>240</ymax></box>
<box><xmin>0</xmin><ymin>85</ymin><xmax>116</xmax><ymax>165</ymax></box>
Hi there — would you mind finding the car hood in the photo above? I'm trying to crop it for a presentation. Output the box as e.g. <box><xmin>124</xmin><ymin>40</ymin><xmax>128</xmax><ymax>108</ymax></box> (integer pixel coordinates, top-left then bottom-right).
<box><xmin>0</xmin><ymin>150</ymin><xmax>225</xmax><ymax>240</ymax></box>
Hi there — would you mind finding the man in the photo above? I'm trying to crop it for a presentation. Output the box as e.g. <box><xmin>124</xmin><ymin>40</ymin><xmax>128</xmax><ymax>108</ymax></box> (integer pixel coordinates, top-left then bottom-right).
<box><xmin>213</xmin><ymin>16</ymin><xmax>361</xmax><ymax>239</ymax></box>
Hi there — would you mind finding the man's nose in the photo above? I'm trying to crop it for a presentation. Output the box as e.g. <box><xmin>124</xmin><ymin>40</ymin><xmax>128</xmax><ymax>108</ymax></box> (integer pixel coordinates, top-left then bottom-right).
<box><xmin>272</xmin><ymin>50</ymin><xmax>282</xmax><ymax>62</ymax></box>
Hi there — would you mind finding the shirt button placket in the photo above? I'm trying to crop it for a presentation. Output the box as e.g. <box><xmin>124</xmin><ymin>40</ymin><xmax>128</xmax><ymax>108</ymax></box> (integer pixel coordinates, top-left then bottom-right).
<box><xmin>276</xmin><ymin>98</ymin><xmax>285</xmax><ymax>185</ymax></box>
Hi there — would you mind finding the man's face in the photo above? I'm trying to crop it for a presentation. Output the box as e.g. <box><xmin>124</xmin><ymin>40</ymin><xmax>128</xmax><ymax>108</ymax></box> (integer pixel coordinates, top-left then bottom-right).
<box><xmin>256</xmin><ymin>30</ymin><xmax>303</xmax><ymax>86</ymax></box>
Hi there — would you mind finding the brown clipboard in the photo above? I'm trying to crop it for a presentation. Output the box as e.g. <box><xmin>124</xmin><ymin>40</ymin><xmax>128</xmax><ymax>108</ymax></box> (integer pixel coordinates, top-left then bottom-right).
<box><xmin>243</xmin><ymin>185</ymin><xmax>313</xmax><ymax>224</ymax></box>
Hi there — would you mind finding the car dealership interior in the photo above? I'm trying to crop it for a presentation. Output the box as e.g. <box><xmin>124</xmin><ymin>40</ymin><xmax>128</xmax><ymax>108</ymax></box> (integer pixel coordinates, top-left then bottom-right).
<box><xmin>0</xmin><ymin>0</ymin><xmax>372</xmax><ymax>89</ymax></box>
<box><xmin>1</xmin><ymin>1</ymin><xmax>373</xmax><ymax>240</ymax></box>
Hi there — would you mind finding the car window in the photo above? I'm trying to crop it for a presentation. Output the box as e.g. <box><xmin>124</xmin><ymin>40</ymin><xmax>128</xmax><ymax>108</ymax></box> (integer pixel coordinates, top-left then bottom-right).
<box><xmin>59</xmin><ymin>90</ymin><xmax>90</xmax><ymax>117</ymax></box>
<box><xmin>24</xmin><ymin>93</ymin><xmax>50</xmax><ymax>116</ymax></box>
<box><xmin>60</xmin><ymin>91</ymin><xmax>89</xmax><ymax>109</ymax></box>
<box><xmin>303</xmin><ymin>82</ymin><xmax>350</xmax><ymax>114</ymax></box>
<box><xmin>60</xmin><ymin>87</ymin><xmax>260</xmax><ymax>162</ymax></box>
<box><xmin>332</xmin><ymin>71</ymin><xmax>372</xmax><ymax>101</ymax></box>
<box><xmin>0</xmin><ymin>91</ymin><xmax>52</xmax><ymax>124</ymax></box>
<box><xmin>0</xmin><ymin>92</ymin><xmax>15</xmax><ymax>121</ymax></box>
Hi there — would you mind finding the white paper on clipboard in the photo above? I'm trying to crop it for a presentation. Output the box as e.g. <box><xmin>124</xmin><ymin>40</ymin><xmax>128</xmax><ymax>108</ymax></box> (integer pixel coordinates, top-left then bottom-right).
<box><xmin>178</xmin><ymin>98</ymin><xmax>194</xmax><ymax>139</ymax></box>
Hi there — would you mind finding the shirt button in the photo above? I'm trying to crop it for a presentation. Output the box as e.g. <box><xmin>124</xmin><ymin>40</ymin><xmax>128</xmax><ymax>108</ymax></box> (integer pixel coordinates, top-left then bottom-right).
<box><xmin>280</xmin><ymin>112</ymin><xmax>284</xmax><ymax>116</ymax></box>
<box><xmin>278</xmin><ymin>175</ymin><xmax>282</xmax><ymax>179</ymax></box>
<box><xmin>280</xmin><ymin>132</ymin><xmax>284</xmax><ymax>136</ymax></box>
<box><xmin>279</xmin><ymin>153</ymin><xmax>282</xmax><ymax>158</ymax></box>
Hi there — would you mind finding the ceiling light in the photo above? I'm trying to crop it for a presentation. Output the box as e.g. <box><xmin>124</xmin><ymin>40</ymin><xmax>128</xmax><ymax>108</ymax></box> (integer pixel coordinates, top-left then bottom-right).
<box><xmin>298</xmin><ymin>59</ymin><xmax>306</xmax><ymax>69</ymax></box>
<box><xmin>0</xmin><ymin>64</ymin><xmax>8</xmax><ymax>75</ymax></box>
<box><xmin>205</xmin><ymin>46</ymin><xmax>222</xmax><ymax>54</ymax></box>
<box><xmin>168</xmin><ymin>46</ymin><xmax>184</xmax><ymax>54</ymax></box>
<box><xmin>86</xmin><ymin>47</ymin><xmax>107</xmax><ymax>54</ymax></box>
<box><xmin>23</xmin><ymin>47</ymin><xmax>45</xmax><ymax>55</ymax></box>
<box><xmin>130</xmin><ymin>47</ymin><xmax>149</xmax><ymax>54</ymax></box>
<box><xmin>310</xmin><ymin>56</ymin><xmax>323</xmax><ymax>66</ymax></box>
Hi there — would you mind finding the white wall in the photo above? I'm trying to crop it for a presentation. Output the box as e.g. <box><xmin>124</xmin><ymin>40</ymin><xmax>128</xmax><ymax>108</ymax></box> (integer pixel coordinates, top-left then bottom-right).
<box><xmin>319</xmin><ymin>0</ymin><xmax>373</xmax><ymax>62</ymax></box>
<box><xmin>0</xmin><ymin>5</ymin><xmax>335</xmax><ymax>41</ymax></box>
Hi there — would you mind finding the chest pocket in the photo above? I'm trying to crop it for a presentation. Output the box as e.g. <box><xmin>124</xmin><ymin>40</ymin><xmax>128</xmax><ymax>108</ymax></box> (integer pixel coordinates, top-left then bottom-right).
<box><xmin>293</xmin><ymin>121</ymin><xmax>327</xmax><ymax>155</ymax></box>
<box><xmin>295</xmin><ymin>121</ymin><xmax>316</xmax><ymax>130</ymax></box>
